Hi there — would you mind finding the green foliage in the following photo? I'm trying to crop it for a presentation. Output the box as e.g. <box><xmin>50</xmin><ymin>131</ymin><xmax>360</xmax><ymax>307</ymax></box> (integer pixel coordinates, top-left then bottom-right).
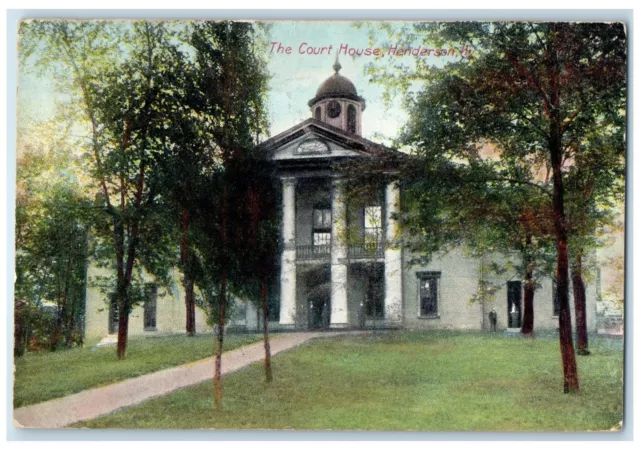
<box><xmin>15</xmin><ymin>123</ymin><xmax>91</xmax><ymax>354</ymax></box>
<box><xmin>18</xmin><ymin>21</ymin><xmax>276</xmax><ymax>356</ymax></box>
<box><xmin>19</xmin><ymin>21</ymin><xmax>178</xmax><ymax>356</ymax></box>
<box><xmin>353</xmin><ymin>22</ymin><xmax>625</xmax><ymax>308</ymax></box>
<box><xmin>229</xmin><ymin>157</ymin><xmax>281</xmax><ymax>316</ymax></box>
<box><xmin>468</xmin><ymin>256</ymin><xmax>503</xmax><ymax>306</ymax></box>
<box><xmin>181</xmin><ymin>21</ymin><xmax>273</xmax><ymax>327</ymax></box>
<box><xmin>80</xmin><ymin>23</ymin><xmax>191</xmax><ymax>344</ymax></box>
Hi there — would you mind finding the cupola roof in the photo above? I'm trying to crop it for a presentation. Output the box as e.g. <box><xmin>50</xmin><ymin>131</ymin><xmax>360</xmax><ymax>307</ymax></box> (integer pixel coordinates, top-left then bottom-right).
<box><xmin>308</xmin><ymin>58</ymin><xmax>365</xmax><ymax>107</ymax></box>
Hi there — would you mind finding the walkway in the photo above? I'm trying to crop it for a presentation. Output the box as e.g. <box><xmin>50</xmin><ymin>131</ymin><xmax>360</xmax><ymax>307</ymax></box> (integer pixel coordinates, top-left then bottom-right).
<box><xmin>14</xmin><ymin>331</ymin><xmax>358</xmax><ymax>429</ymax></box>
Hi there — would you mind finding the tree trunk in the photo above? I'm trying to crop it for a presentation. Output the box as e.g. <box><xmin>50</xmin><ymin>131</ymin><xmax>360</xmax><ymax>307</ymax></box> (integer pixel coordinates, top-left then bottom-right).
<box><xmin>520</xmin><ymin>236</ymin><xmax>535</xmax><ymax>337</ymax></box>
<box><xmin>185</xmin><ymin>279</ymin><xmax>196</xmax><ymax>336</ymax></box>
<box><xmin>14</xmin><ymin>302</ymin><xmax>26</xmax><ymax>357</ymax></box>
<box><xmin>113</xmin><ymin>214</ymin><xmax>126</xmax><ymax>356</ymax></box>
<box><xmin>113</xmin><ymin>232</ymin><xmax>129</xmax><ymax>360</ymax></box>
<box><xmin>214</xmin><ymin>183</ymin><xmax>228</xmax><ymax>412</ymax></box>
<box><xmin>572</xmin><ymin>251</ymin><xmax>590</xmax><ymax>355</ymax></box>
<box><xmin>213</xmin><ymin>269</ymin><xmax>227</xmax><ymax>412</ymax></box>
<box><xmin>116</xmin><ymin>238</ymin><xmax>138</xmax><ymax>360</ymax></box>
<box><xmin>116</xmin><ymin>292</ymin><xmax>129</xmax><ymax>360</ymax></box>
<box><xmin>550</xmin><ymin>108</ymin><xmax>579</xmax><ymax>392</ymax></box>
<box><xmin>521</xmin><ymin>271</ymin><xmax>535</xmax><ymax>338</ymax></box>
<box><xmin>65</xmin><ymin>309</ymin><xmax>76</xmax><ymax>347</ymax></box>
<box><xmin>261</xmin><ymin>269</ymin><xmax>273</xmax><ymax>383</ymax></box>
<box><xmin>116</xmin><ymin>147</ymin><xmax>145</xmax><ymax>360</ymax></box>
<box><xmin>65</xmin><ymin>276</ymin><xmax>78</xmax><ymax>347</ymax></box>
<box><xmin>214</xmin><ymin>270</ymin><xmax>226</xmax><ymax>412</ymax></box>
<box><xmin>246</xmin><ymin>183</ymin><xmax>272</xmax><ymax>383</ymax></box>
<box><xmin>180</xmin><ymin>206</ymin><xmax>196</xmax><ymax>336</ymax></box>
<box><xmin>50</xmin><ymin>306</ymin><xmax>63</xmax><ymax>352</ymax></box>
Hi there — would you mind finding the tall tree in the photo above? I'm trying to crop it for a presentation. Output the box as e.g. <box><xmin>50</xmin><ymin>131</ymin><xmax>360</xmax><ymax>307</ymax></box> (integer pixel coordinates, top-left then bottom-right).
<box><xmin>239</xmin><ymin>157</ymin><xmax>279</xmax><ymax>383</ymax></box>
<box><xmin>340</xmin><ymin>93</ymin><xmax>556</xmax><ymax>338</ymax></box>
<box><xmin>565</xmin><ymin>125</ymin><xmax>625</xmax><ymax>354</ymax></box>
<box><xmin>88</xmin><ymin>22</ymin><xmax>190</xmax><ymax>359</ymax></box>
<box><xmin>151</xmin><ymin>28</ymin><xmax>211</xmax><ymax>337</ymax></box>
<box><xmin>189</xmin><ymin>21</ymin><xmax>270</xmax><ymax>410</ymax></box>
<box><xmin>360</xmin><ymin>21</ymin><xmax>626</xmax><ymax>391</ymax></box>
<box><xmin>15</xmin><ymin>126</ymin><xmax>91</xmax><ymax>354</ymax></box>
<box><xmin>21</xmin><ymin>21</ymin><xmax>195</xmax><ymax>359</ymax></box>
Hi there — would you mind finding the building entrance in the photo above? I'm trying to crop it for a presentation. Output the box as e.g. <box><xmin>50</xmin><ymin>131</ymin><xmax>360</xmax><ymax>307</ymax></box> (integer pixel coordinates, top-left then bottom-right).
<box><xmin>308</xmin><ymin>290</ymin><xmax>331</xmax><ymax>329</ymax></box>
<box><xmin>507</xmin><ymin>280</ymin><xmax>523</xmax><ymax>328</ymax></box>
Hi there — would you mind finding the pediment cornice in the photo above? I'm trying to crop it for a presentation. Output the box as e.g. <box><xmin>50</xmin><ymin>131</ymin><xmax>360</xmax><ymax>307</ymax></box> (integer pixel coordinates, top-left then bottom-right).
<box><xmin>253</xmin><ymin>119</ymin><xmax>398</xmax><ymax>160</ymax></box>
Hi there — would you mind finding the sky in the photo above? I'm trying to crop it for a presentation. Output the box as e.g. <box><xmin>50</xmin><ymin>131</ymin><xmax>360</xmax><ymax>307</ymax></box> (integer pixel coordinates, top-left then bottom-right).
<box><xmin>17</xmin><ymin>21</ymin><xmax>433</xmax><ymax>146</ymax></box>
<box><xmin>263</xmin><ymin>21</ymin><xmax>407</xmax><ymax>144</ymax></box>
<box><xmin>17</xmin><ymin>21</ymin><xmax>476</xmax><ymax>146</ymax></box>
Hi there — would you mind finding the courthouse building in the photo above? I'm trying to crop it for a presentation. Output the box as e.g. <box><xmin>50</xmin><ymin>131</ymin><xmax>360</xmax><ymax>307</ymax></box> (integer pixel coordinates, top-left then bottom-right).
<box><xmin>84</xmin><ymin>61</ymin><xmax>598</xmax><ymax>341</ymax></box>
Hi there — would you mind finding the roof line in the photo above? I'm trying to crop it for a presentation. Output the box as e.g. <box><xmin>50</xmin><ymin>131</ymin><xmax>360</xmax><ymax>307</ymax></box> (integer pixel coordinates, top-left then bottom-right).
<box><xmin>254</xmin><ymin>119</ymin><xmax>400</xmax><ymax>157</ymax></box>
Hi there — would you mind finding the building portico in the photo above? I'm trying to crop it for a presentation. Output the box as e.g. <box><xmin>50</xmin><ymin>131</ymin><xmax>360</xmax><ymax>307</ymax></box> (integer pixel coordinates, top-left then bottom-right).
<box><xmin>275</xmin><ymin>168</ymin><xmax>403</xmax><ymax>330</ymax></box>
<box><xmin>252</xmin><ymin>60</ymin><xmax>407</xmax><ymax>330</ymax></box>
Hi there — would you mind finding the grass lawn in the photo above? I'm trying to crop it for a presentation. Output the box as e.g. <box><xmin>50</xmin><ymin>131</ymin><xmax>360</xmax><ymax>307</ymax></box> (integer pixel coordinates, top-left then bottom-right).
<box><xmin>13</xmin><ymin>333</ymin><xmax>261</xmax><ymax>408</ymax></box>
<box><xmin>75</xmin><ymin>331</ymin><xmax>624</xmax><ymax>431</ymax></box>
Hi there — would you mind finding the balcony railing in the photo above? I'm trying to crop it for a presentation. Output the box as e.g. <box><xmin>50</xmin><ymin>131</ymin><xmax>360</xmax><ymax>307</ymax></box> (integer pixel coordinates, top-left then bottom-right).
<box><xmin>296</xmin><ymin>242</ymin><xmax>384</xmax><ymax>261</ymax></box>
<box><xmin>297</xmin><ymin>245</ymin><xmax>331</xmax><ymax>261</ymax></box>
<box><xmin>348</xmin><ymin>241</ymin><xmax>385</xmax><ymax>259</ymax></box>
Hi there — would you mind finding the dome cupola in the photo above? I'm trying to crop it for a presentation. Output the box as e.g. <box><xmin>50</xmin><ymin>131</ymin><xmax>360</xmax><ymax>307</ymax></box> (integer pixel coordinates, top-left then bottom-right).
<box><xmin>309</xmin><ymin>58</ymin><xmax>366</xmax><ymax>135</ymax></box>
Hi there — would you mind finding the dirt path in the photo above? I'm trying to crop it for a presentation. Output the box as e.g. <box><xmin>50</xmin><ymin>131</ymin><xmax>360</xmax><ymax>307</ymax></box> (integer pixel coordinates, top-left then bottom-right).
<box><xmin>14</xmin><ymin>331</ymin><xmax>358</xmax><ymax>428</ymax></box>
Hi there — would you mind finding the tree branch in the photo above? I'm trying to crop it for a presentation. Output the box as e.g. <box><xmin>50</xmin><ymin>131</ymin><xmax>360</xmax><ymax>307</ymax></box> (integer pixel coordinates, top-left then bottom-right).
<box><xmin>561</xmin><ymin>103</ymin><xmax>585</xmax><ymax>134</ymax></box>
<box><xmin>505</xmin><ymin>51</ymin><xmax>552</xmax><ymax>117</ymax></box>
<box><xmin>468</xmin><ymin>176</ymin><xmax>552</xmax><ymax>198</ymax></box>
<box><xmin>515</xmin><ymin>111</ymin><xmax>550</xmax><ymax>139</ymax></box>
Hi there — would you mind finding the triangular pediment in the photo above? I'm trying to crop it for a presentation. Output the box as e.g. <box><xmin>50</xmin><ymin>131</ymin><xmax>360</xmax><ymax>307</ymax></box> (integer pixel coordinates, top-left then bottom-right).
<box><xmin>271</xmin><ymin>131</ymin><xmax>366</xmax><ymax>161</ymax></box>
<box><xmin>253</xmin><ymin>119</ymin><xmax>396</xmax><ymax>162</ymax></box>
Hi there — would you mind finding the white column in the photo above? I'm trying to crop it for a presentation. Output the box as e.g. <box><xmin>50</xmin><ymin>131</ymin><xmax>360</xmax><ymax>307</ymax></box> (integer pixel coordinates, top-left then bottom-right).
<box><xmin>330</xmin><ymin>179</ymin><xmax>349</xmax><ymax>328</ymax></box>
<box><xmin>384</xmin><ymin>180</ymin><xmax>403</xmax><ymax>325</ymax></box>
<box><xmin>279</xmin><ymin>177</ymin><xmax>297</xmax><ymax>328</ymax></box>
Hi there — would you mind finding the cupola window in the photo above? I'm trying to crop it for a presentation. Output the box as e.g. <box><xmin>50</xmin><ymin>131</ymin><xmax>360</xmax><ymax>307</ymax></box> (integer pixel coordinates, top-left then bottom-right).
<box><xmin>347</xmin><ymin>104</ymin><xmax>357</xmax><ymax>133</ymax></box>
<box><xmin>327</xmin><ymin>100</ymin><xmax>341</xmax><ymax>118</ymax></box>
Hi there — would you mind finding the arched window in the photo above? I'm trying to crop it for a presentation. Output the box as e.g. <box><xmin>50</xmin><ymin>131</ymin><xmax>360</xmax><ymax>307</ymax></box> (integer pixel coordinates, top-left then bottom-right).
<box><xmin>315</xmin><ymin>106</ymin><xmax>322</xmax><ymax>120</ymax></box>
<box><xmin>347</xmin><ymin>104</ymin><xmax>357</xmax><ymax>133</ymax></box>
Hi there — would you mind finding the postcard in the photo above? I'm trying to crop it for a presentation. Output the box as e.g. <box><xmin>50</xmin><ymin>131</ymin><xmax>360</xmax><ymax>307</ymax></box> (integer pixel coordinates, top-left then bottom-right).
<box><xmin>13</xmin><ymin>19</ymin><xmax>625</xmax><ymax>431</ymax></box>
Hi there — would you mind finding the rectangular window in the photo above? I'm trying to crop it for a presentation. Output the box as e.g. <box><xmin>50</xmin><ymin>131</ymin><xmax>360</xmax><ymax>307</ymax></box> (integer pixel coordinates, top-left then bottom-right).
<box><xmin>364</xmin><ymin>205</ymin><xmax>382</xmax><ymax>247</ymax></box>
<box><xmin>108</xmin><ymin>296</ymin><xmax>119</xmax><ymax>334</ymax></box>
<box><xmin>347</xmin><ymin>104</ymin><xmax>357</xmax><ymax>133</ymax></box>
<box><xmin>552</xmin><ymin>276</ymin><xmax>574</xmax><ymax>317</ymax></box>
<box><xmin>418</xmin><ymin>272</ymin><xmax>440</xmax><ymax>317</ymax></box>
<box><xmin>313</xmin><ymin>208</ymin><xmax>331</xmax><ymax>254</ymax></box>
<box><xmin>313</xmin><ymin>209</ymin><xmax>332</xmax><ymax>230</ymax></box>
<box><xmin>552</xmin><ymin>280</ymin><xmax>560</xmax><ymax>316</ymax></box>
<box><xmin>144</xmin><ymin>286</ymin><xmax>158</xmax><ymax>331</ymax></box>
